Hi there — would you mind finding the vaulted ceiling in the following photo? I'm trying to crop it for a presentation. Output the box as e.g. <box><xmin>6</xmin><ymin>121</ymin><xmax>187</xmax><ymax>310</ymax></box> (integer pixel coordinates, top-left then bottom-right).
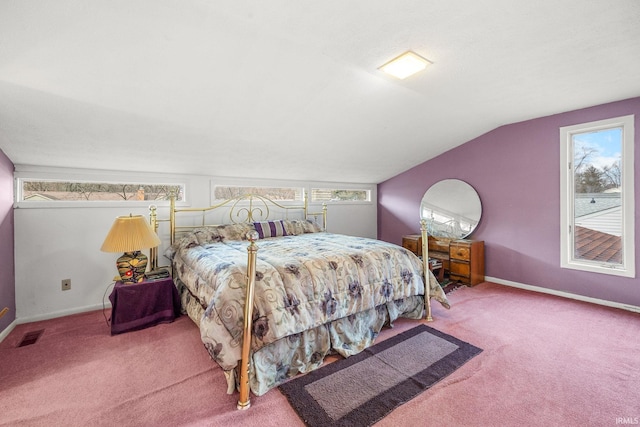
<box><xmin>1</xmin><ymin>1</ymin><xmax>639</xmax><ymax>183</ymax></box>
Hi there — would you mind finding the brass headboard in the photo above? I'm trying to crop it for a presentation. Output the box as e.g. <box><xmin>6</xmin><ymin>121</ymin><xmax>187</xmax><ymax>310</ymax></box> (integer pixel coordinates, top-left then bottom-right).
<box><xmin>148</xmin><ymin>193</ymin><xmax>327</xmax><ymax>271</ymax></box>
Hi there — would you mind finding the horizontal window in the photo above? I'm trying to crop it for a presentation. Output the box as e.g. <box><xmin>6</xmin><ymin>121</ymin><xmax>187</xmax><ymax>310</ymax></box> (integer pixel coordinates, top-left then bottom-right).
<box><xmin>17</xmin><ymin>179</ymin><xmax>185</xmax><ymax>203</ymax></box>
<box><xmin>311</xmin><ymin>188</ymin><xmax>370</xmax><ymax>202</ymax></box>
<box><xmin>213</xmin><ymin>186</ymin><xmax>303</xmax><ymax>201</ymax></box>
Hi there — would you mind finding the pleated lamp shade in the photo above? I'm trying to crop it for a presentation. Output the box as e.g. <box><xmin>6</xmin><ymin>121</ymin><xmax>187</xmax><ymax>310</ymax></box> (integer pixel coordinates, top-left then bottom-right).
<box><xmin>101</xmin><ymin>214</ymin><xmax>161</xmax><ymax>283</ymax></box>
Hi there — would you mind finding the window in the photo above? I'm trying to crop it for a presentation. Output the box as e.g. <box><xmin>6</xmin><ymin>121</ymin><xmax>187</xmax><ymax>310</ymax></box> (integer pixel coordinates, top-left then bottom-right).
<box><xmin>16</xmin><ymin>178</ymin><xmax>185</xmax><ymax>207</ymax></box>
<box><xmin>211</xmin><ymin>183</ymin><xmax>371</xmax><ymax>204</ymax></box>
<box><xmin>560</xmin><ymin>115</ymin><xmax>635</xmax><ymax>277</ymax></box>
<box><xmin>212</xmin><ymin>186</ymin><xmax>303</xmax><ymax>201</ymax></box>
<box><xmin>311</xmin><ymin>188</ymin><xmax>370</xmax><ymax>202</ymax></box>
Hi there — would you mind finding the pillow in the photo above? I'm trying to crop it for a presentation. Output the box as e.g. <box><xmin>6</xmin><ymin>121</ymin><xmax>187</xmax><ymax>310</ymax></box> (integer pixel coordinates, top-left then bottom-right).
<box><xmin>253</xmin><ymin>220</ymin><xmax>288</xmax><ymax>239</ymax></box>
<box><xmin>219</xmin><ymin>223</ymin><xmax>255</xmax><ymax>241</ymax></box>
<box><xmin>300</xmin><ymin>219</ymin><xmax>322</xmax><ymax>234</ymax></box>
<box><xmin>166</xmin><ymin>231</ymin><xmax>202</xmax><ymax>260</ymax></box>
<box><xmin>284</xmin><ymin>219</ymin><xmax>322</xmax><ymax>235</ymax></box>
<box><xmin>193</xmin><ymin>227</ymin><xmax>222</xmax><ymax>245</ymax></box>
<box><xmin>284</xmin><ymin>220</ymin><xmax>305</xmax><ymax>236</ymax></box>
<box><xmin>193</xmin><ymin>224</ymin><xmax>255</xmax><ymax>244</ymax></box>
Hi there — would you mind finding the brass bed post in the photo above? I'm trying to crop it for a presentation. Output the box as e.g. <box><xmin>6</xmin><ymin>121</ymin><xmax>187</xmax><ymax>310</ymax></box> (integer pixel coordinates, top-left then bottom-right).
<box><xmin>322</xmin><ymin>203</ymin><xmax>327</xmax><ymax>231</ymax></box>
<box><xmin>149</xmin><ymin>204</ymin><xmax>159</xmax><ymax>271</ymax></box>
<box><xmin>237</xmin><ymin>231</ymin><xmax>259</xmax><ymax>410</ymax></box>
<box><xmin>303</xmin><ymin>193</ymin><xmax>310</xmax><ymax>223</ymax></box>
<box><xmin>420</xmin><ymin>219</ymin><xmax>433</xmax><ymax>322</ymax></box>
<box><xmin>169</xmin><ymin>194</ymin><xmax>176</xmax><ymax>245</ymax></box>
<box><xmin>303</xmin><ymin>193</ymin><xmax>328</xmax><ymax>231</ymax></box>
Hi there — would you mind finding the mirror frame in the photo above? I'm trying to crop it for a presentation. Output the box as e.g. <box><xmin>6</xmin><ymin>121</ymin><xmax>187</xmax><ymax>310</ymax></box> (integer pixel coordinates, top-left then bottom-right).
<box><xmin>420</xmin><ymin>179</ymin><xmax>482</xmax><ymax>239</ymax></box>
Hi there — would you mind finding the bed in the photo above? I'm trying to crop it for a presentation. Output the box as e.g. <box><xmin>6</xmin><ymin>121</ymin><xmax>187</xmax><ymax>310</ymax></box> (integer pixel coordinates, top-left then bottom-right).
<box><xmin>149</xmin><ymin>194</ymin><xmax>449</xmax><ymax>409</ymax></box>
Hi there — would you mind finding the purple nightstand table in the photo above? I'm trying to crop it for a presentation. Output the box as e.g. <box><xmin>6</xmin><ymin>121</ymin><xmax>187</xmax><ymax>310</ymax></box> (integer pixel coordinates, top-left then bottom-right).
<box><xmin>109</xmin><ymin>276</ymin><xmax>181</xmax><ymax>335</ymax></box>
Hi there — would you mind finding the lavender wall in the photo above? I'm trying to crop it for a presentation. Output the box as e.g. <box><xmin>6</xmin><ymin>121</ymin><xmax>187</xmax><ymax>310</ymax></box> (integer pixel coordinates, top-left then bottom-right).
<box><xmin>378</xmin><ymin>97</ymin><xmax>640</xmax><ymax>307</ymax></box>
<box><xmin>0</xmin><ymin>149</ymin><xmax>16</xmax><ymax>332</ymax></box>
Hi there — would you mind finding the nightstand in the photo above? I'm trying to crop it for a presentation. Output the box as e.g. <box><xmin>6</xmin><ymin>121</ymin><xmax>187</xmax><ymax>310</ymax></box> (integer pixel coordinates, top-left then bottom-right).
<box><xmin>108</xmin><ymin>276</ymin><xmax>181</xmax><ymax>335</ymax></box>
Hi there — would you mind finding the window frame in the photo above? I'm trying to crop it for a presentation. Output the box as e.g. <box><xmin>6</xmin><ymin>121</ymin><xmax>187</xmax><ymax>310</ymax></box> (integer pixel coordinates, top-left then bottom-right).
<box><xmin>559</xmin><ymin>115</ymin><xmax>635</xmax><ymax>278</ymax></box>
<box><xmin>210</xmin><ymin>179</ymin><xmax>374</xmax><ymax>207</ymax></box>
<box><xmin>211</xmin><ymin>184</ymin><xmax>304</xmax><ymax>203</ymax></box>
<box><xmin>14</xmin><ymin>167</ymin><xmax>189</xmax><ymax>209</ymax></box>
<box><xmin>310</xmin><ymin>187</ymin><xmax>372</xmax><ymax>203</ymax></box>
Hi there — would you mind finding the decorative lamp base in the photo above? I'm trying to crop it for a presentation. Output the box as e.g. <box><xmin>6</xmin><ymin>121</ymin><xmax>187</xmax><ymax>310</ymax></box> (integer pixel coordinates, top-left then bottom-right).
<box><xmin>116</xmin><ymin>251</ymin><xmax>148</xmax><ymax>284</ymax></box>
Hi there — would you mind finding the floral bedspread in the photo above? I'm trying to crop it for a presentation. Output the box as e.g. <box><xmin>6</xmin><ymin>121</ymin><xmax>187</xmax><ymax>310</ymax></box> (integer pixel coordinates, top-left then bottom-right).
<box><xmin>172</xmin><ymin>228</ymin><xmax>449</xmax><ymax>394</ymax></box>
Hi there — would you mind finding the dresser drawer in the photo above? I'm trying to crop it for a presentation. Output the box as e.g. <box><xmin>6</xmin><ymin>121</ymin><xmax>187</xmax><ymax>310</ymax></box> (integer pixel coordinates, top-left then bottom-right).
<box><xmin>450</xmin><ymin>261</ymin><xmax>470</xmax><ymax>277</ymax></box>
<box><xmin>450</xmin><ymin>241</ymin><xmax>471</xmax><ymax>261</ymax></box>
<box><xmin>428</xmin><ymin>237</ymin><xmax>451</xmax><ymax>252</ymax></box>
<box><xmin>402</xmin><ymin>235</ymin><xmax>422</xmax><ymax>256</ymax></box>
<box><xmin>450</xmin><ymin>239</ymin><xmax>485</xmax><ymax>286</ymax></box>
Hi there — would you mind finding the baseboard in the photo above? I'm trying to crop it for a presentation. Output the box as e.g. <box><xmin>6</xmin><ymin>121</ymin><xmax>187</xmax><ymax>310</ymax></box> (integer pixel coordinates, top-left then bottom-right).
<box><xmin>16</xmin><ymin>302</ymin><xmax>110</xmax><ymax>325</ymax></box>
<box><xmin>486</xmin><ymin>276</ymin><xmax>640</xmax><ymax>314</ymax></box>
<box><xmin>0</xmin><ymin>319</ymin><xmax>18</xmax><ymax>343</ymax></box>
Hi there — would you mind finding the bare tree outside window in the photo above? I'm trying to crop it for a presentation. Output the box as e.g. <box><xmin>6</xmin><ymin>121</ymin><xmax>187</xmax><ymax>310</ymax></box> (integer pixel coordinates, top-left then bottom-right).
<box><xmin>311</xmin><ymin>188</ymin><xmax>369</xmax><ymax>202</ymax></box>
<box><xmin>213</xmin><ymin>186</ymin><xmax>301</xmax><ymax>201</ymax></box>
<box><xmin>560</xmin><ymin>115</ymin><xmax>634</xmax><ymax>278</ymax></box>
<box><xmin>21</xmin><ymin>181</ymin><xmax>184</xmax><ymax>202</ymax></box>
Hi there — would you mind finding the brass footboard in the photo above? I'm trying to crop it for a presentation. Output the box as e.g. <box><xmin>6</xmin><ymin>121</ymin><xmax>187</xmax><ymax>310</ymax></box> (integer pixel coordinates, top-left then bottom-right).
<box><xmin>149</xmin><ymin>198</ymin><xmax>430</xmax><ymax>410</ymax></box>
<box><xmin>148</xmin><ymin>193</ymin><xmax>326</xmax><ymax>410</ymax></box>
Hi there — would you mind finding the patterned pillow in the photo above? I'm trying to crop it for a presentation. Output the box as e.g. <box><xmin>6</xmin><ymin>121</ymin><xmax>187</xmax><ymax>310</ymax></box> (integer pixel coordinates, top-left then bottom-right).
<box><xmin>193</xmin><ymin>224</ymin><xmax>254</xmax><ymax>244</ymax></box>
<box><xmin>216</xmin><ymin>223</ymin><xmax>255</xmax><ymax>241</ymax></box>
<box><xmin>284</xmin><ymin>219</ymin><xmax>322</xmax><ymax>235</ymax></box>
<box><xmin>301</xmin><ymin>219</ymin><xmax>322</xmax><ymax>233</ymax></box>
<box><xmin>193</xmin><ymin>227</ymin><xmax>222</xmax><ymax>245</ymax></box>
<box><xmin>284</xmin><ymin>220</ymin><xmax>305</xmax><ymax>236</ymax></box>
<box><xmin>166</xmin><ymin>231</ymin><xmax>202</xmax><ymax>260</ymax></box>
<box><xmin>253</xmin><ymin>220</ymin><xmax>288</xmax><ymax>239</ymax></box>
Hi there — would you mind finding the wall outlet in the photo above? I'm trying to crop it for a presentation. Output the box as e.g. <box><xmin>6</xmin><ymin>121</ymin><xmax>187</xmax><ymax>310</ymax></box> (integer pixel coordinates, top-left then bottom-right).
<box><xmin>61</xmin><ymin>279</ymin><xmax>71</xmax><ymax>291</ymax></box>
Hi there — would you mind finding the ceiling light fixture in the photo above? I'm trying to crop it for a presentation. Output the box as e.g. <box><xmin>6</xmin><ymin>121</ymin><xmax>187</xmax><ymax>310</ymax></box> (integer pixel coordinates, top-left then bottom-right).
<box><xmin>379</xmin><ymin>51</ymin><xmax>432</xmax><ymax>79</ymax></box>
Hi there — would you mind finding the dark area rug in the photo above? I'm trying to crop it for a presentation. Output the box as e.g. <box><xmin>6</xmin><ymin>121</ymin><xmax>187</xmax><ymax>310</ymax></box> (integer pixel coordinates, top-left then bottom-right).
<box><xmin>442</xmin><ymin>279</ymin><xmax>464</xmax><ymax>294</ymax></box>
<box><xmin>278</xmin><ymin>324</ymin><xmax>482</xmax><ymax>427</ymax></box>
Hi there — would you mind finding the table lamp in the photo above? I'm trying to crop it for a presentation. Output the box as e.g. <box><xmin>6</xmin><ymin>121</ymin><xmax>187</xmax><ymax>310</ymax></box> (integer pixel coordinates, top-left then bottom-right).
<box><xmin>100</xmin><ymin>214</ymin><xmax>161</xmax><ymax>284</ymax></box>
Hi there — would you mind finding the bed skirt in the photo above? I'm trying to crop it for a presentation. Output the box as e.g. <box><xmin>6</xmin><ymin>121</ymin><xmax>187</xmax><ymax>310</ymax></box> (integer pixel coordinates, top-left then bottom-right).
<box><xmin>176</xmin><ymin>279</ymin><xmax>424</xmax><ymax>396</ymax></box>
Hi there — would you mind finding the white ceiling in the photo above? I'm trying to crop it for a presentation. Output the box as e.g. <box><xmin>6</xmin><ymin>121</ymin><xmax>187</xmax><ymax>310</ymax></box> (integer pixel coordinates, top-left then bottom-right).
<box><xmin>1</xmin><ymin>1</ymin><xmax>639</xmax><ymax>184</ymax></box>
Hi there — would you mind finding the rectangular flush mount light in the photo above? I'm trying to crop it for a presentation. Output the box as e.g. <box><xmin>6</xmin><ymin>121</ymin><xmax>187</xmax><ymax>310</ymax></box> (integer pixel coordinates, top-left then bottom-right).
<box><xmin>379</xmin><ymin>51</ymin><xmax>432</xmax><ymax>79</ymax></box>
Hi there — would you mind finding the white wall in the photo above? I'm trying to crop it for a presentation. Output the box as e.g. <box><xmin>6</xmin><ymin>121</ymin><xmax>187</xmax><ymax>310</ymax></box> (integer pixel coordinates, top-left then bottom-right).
<box><xmin>13</xmin><ymin>167</ymin><xmax>377</xmax><ymax>322</ymax></box>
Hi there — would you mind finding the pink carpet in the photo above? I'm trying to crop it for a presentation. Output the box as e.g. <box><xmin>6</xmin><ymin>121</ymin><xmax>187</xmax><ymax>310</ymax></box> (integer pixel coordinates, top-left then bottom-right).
<box><xmin>1</xmin><ymin>282</ymin><xmax>639</xmax><ymax>426</ymax></box>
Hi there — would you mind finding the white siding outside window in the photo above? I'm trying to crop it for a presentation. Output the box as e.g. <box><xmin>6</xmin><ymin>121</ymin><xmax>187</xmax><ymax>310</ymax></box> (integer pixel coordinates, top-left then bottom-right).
<box><xmin>559</xmin><ymin>115</ymin><xmax>635</xmax><ymax>277</ymax></box>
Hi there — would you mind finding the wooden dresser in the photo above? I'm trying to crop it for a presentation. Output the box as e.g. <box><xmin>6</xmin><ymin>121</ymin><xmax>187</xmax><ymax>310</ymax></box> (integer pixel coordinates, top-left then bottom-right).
<box><xmin>402</xmin><ymin>234</ymin><xmax>485</xmax><ymax>286</ymax></box>
<box><xmin>448</xmin><ymin>239</ymin><xmax>485</xmax><ymax>286</ymax></box>
<box><xmin>401</xmin><ymin>234</ymin><xmax>422</xmax><ymax>257</ymax></box>
<box><xmin>427</xmin><ymin>236</ymin><xmax>452</xmax><ymax>271</ymax></box>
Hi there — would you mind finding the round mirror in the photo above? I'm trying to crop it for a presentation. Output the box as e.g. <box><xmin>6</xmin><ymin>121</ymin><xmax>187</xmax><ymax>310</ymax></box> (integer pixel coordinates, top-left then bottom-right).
<box><xmin>420</xmin><ymin>179</ymin><xmax>482</xmax><ymax>239</ymax></box>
